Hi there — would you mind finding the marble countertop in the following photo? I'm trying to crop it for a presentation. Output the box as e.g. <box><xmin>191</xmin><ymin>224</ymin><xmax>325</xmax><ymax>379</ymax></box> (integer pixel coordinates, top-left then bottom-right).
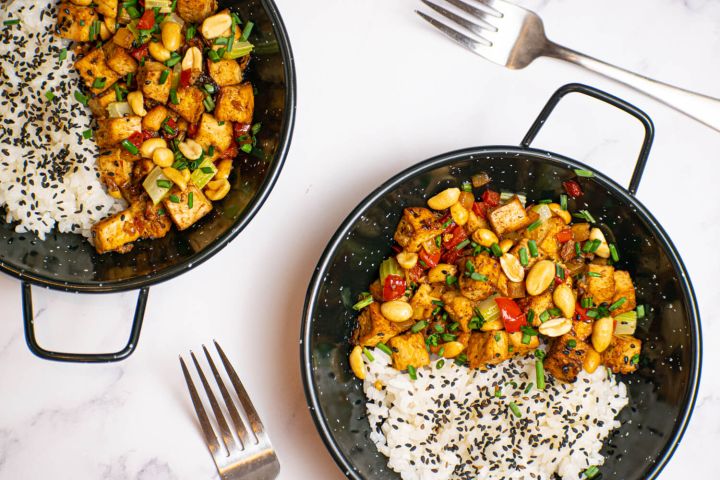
<box><xmin>1</xmin><ymin>0</ymin><xmax>718</xmax><ymax>478</ymax></box>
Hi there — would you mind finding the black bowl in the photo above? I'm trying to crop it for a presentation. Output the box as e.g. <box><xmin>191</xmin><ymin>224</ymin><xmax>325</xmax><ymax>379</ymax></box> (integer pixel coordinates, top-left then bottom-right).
<box><xmin>301</xmin><ymin>85</ymin><xmax>701</xmax><ymax>479</ymax></box>
<box><xmin>0</xmin><ymin>0</ymin><xmax>295</xmax><ymax>362</ymax></box>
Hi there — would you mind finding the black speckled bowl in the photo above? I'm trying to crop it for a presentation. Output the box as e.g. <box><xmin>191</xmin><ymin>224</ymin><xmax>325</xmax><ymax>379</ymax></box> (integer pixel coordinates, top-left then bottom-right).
<box><xmin>0</xmin><ymin>0</ymin><xmax>295</xmax><ymax>362</ymax></box>
<box><xmin>301</xmin><ymin>84</ymin><xmax>701</xmax><ymax>479</ymax></box>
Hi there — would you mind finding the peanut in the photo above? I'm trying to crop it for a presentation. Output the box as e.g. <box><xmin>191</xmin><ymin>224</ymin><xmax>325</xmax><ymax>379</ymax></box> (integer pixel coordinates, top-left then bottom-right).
<box><xmin>162</xmin><ymin>167</ymin><xmax>187</xmax><ymax>191</ymax></box>
<box><xmin>178</xmin><ymin>139</ymin><xmax>203</xmax><ymax>160</ymax></box>
<box><xmin>525</xmin><ymin>260</ymin><xmax>555</xmax><ymax>296</ymax></box>
<box><xmin>592</xmin><ymin>317</ymin><xmax>614</xmax><ymax>353</ymax></box>
<box><xmin>589</xmin><ymin>228</ymin><xmax>610</xmax><ymax>258</ymax></box>
<box><xmin>552</xmin><ymin>284</ymin><xmax>576</xmax><ymax>319</ymax></box>
<box><xmin>499</xmin><ymin>239</ymin><xmax>514</xmax><ymax>253</ymax></box>
<box><xmin>427</xmin><ymin>188</ymin><xmax>460</xmax><ymax>211</ymax></box>
<box><xmin>139</xmin><ymin>137</ymin><xmax>167</xmax><ymax>158</ymax></box>
<box><xmin>440</xmin><ymin>341</ymin><xmax>465</xmax><ymax>358</ymax></box>
<box><xmin>396</xmin><ymin>252</ymin><xmax>418</xmax><ymax>270</ymax></box>
<box><xmin>182</xmin><ymin>46</ymin><xmax>203</xmax><ymax>71</ymax></box>
<box><xmin>127</xmin><ymin>91</ymin><xmax>147</xmax><ymax>117</ymax></box>
<box><xmin>500</xmin><ymin>253</ymin><xmax>524</xmax><ymax>283</ymax></box>
<box><xmin>349</xmin><ymin>346</ymin><xmax>366</xmax><ymax>380</ymax></box>
<box><xmin>538</xmin><ymin>317</ymin><xmax>572</xmax><ymax>337</ymax></box>
<box><xmin>161</xmin><ymin>21</ymin><xmax>183</xmax><ymax>52</ymax></box>
<box><xmin>148</xmin><ymin>41</ymin><xmax>171</xmax><ymax>62</ymax></box>
<box><xmin>450</xmin><ymin>203</ymin><xmax>469</xmax><ymax>226</ymax></box>
<box><xmin>471</xmin><ymin>228</ymin><xmax>498</xmax><ymax>248</ymax></box>
<box><xmin>583</xmin><ymin>347</ymin><xmax>601</xmax><ymax>374</ymax></box>
<box><xmin>548</xmin><ymin>203</ymin><xmax>571</xmax><ymax>224</ymax></box>
<box><xmin>380</xmin><ymin>301</ymin><xmax>413</xmax><ymax>323</ymax></box>
<box><xmin>201</xmin><ymin>12</ymin><xmax>233</xmax><ymax>39</ymax></box>
<box><xmin>152</xmin><ymin>147</ymin><xmax>174</xmax><ymax>168</ymax></box>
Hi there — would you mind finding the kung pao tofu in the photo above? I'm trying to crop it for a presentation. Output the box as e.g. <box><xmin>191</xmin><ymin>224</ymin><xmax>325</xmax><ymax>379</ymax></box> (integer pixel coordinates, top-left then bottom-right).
<box><xmin>56</xmin><ymin>0</ymin><xmax>261</xmax><ymax>253</ymax></box>
<box><xmin>350</xmin><ymin>175</ymin><xmax>645</xmax><ymax>383</ymax></box>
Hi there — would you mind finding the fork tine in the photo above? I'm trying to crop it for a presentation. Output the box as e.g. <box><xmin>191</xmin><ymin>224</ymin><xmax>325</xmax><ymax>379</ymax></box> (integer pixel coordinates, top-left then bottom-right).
<box><xmin>214</xmin><ymin>341</ymin><xmax>267</xmax><ymax>443</ymax></box>
<box><xmin>180</xmin><ymin>356</ymin><xmax>222</xmax><ymax>457</ymax></box>
<box><xmin>421</xmin><ymin>0</ymin><xmax>495</xmax><ymax>38</ymax></box>
<box><xmin>191</xmin><ymin>350</ymin><xmax>239</xmax><ymax>455</ymax></box>
<box><xmin>202</xmin><ymin>344</ymin><xmax>251</xmax><ymax>448</ymax></box>
<box><xmin>443</xmin><ymin>0</ymin><xmax>501</xmax><ymax>25</ymax></box>
<box><xmin>416</xmin><ymin>11</ymin><xmax>492</xmax><ymax>56</ymax></box>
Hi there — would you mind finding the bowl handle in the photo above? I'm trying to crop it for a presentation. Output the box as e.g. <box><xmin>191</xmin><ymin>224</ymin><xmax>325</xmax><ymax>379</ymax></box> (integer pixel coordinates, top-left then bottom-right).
<box><xmin>521</xmin><ymin>83</ymin><xmax>655</xmax><ymax>196</ymax></box>
<box><xmin>21</xmin><ymin>282</ymin><xmax>149</xmax><ymax>363</ymax></box>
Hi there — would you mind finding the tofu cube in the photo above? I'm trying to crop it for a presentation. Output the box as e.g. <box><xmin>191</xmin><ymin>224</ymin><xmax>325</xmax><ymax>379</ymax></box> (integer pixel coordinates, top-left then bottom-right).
<box><xmin>467</xmin><ymin>331</ymin><xmax>510</xmax><ymax>369</ymax></box>
<box><xmin>176</xmin><ymin>0</ymin><xmax>218</xmax><ymax>23</ymax></box>
<box><xmin>162</xmin><ymin>185</ymin><xmax>213</xmax><ymax>231</ymax></box>
<box><xmin>97</xmin><ymin>149</ymin><xmax>134</xmax><ymax>198</ymax></box>
<box><xmin>96</xmin><ymin>0</ymin><xmax>118</xmax><ymax>18</ymax></box>
<box><xmin>137</xmin><ymin>61</ymin><xmax>172</xmax><ymax>104</ymax></box>
<box><xmin>55</xmin><ymin>3</ymin><xmax>98</xmax><ymax>42</ymax></box>
<box><xmin>103</xmin><ymin>43</ymin><xmax>138</xmax><ymax>76</ymax></box>
<box><xmin>208</xmin><ymin>59</ymin><xmax>243</xmax><ymax>87</ymax></box>
<box><xmin>602</xmin><ymin>335</ymin><xmax>642</xmax><ymax>374</ymax></box>
<box><xmin>522</xmin><ymin>290</ymin><xmax>554</xmax><ymax>327</ymax></box>
<box><xmin>388</xmin><ymin>333</ymin><xmax>430</xmax><ymax>371</ymax></box>
<box><xmin>113</xmin><ymin>28</ymin><xmax>135</xmax><ymax>49</ymax></box>
<box><xmin>393</xmin><ymin>207</ymin><xmax>443</xmax><ymax>253</ymax></box>
<box><xmin>89</xmin><ymin>84</ymin><xmax>123</xmax><ymax>118</ymax></box>
<box><xmin>585</xmin><ymin>264</ymin><xmax>616</xmax><ymax>305</ymax></box>
<box><xmin>537</xmin><ymin>217</ymin><xmax>566</xmax><ymax>260</ymax></box>
<box><xmin>543</xmin><ymin>335</ymin><xmax>589</xmax><ymax>382</ymax></box>
<box><xmin>459</xmin><ymin>254</ymin><xmax>500</xmax><ymax>301</ymax></box>
<box><xmin>92</xmin><ymin>206</ymin><xmax>141</xmax><ymax>254</ymax></box>
<box><xmin>352</xmin><ymin>302</ymin><xmax>411</xmax><ymax>347</ymax></box>
<box><xmin>169</xmin><ymin>86</ymin><xmax>205</xmax><ymax>124</ymax></box>
<box><xmin>95</xmin><ymin>116</ymin><xmax>142</xmax><ymax>148</ymax></box>
<box><xmin>74</xmin><ymin>48</ymin><xmax>120</xmax><ymax>94</ymax></box>
<box><xmin>612</xmin><ymin>270</ymin><xmax>637</xmax><ymax>314</ymax></box>
<box><xmin>488</xmin><ymin>196</ymin><xmax>530</xmax><ymax>235</ymax></box>
<box><xmin>194</xmin><ymin>113</ymin><xmax>234</xmax><ymax>152</ymax></box>
<box><xmin>409</xmin><ymin>284</ymin><xmax>438</xmax><ymax>321</ymax></box>
<box><xmin>441</xmin><ymin>292</ymin><xmax>474</xmax><ymax>332</ymax></box>
<box><xmin>214</xmin><ymin>83</ymin><xmax>254</xmax><ymax>123</ymax></box>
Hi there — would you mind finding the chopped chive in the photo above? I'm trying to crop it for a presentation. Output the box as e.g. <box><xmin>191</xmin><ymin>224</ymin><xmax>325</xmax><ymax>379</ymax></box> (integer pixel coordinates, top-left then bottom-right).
<box><xmin>377</xmin><ymin>343</ymin><xmax>392</xmax><ymax>356</ymax></box>
<box><xmin>538</xmin><ymin>199</ymin><xmax>552</xmax><ymax>204</ymax></box>
<box><xmin>631</xmin><ymin>354</ymin><xmax>640</xmax><ymax>365</ymax></box>
<box><xmin>92</xmin><ymin>77</ymin><xmax>106</xmax><ymax>89</ymax></box>
<box><xmin>157</xmin><ymin>208</ymin><xmax>165</xmax><ymax>216</ymax></box>
<box><xmin>521</xmin><ymin>333</ymin><xmax>531</xmax><ymax>345</ymax></box>
<box><xmin>44</xmin><ymin>91</ymin><xmax>56</xmax><ymax>101</ymax></box>
<box><xmin>201</xmin><ymin>166</ymin><xmax>214</xmax><ymax>174</ymax></box>
<box><xmin>637</xmin><ymin>305</ymin><xmax>646</xmax><ymax>318</ymax></box>
<box><xmin>455</xmin><ymin>239</ymin><xmax>470</xmax><ymax>251</ymax></box>
<box><xmin>524</xmin><ymin>382</ymin><xmax>534</xmax><ymax>394</ymax></box>
<box><xmin>203</xmin><ymin>95</ymin><xmax>215</xmax><ymax>112</ymax></box>
<box><xmin>587</xmin><ymin>271</ymin><xmax>601</xmax><ymax>278</ymax></box>
<box><xmin>454</xmin><ymin>353</ymin><xmax>467</xmax><ymax>366</ymax></box>
<box><xmin>82</xmin><ymin>129</ymin><xmax>93</xmax><ymax>139</ymax></box>
<box><xmin>169</xmin><ymin>88</ymin><xmax>179</xmax><ymax>105</ymax></box>
<box><xmin>527</xmin><ymin>219</ymin><xmax>542</xmax><ymax>231</ymax></box>
<box><xmin>434</xmin><ymin>323</ymin><xmax>444</xmax><ymax>333</ymax></box>
<box><xmin>165</xmin><ymin>52</ymin><xmax>182</xmax><ymax>67</ymax></box>
<box><xmin>609</xmin><ymin>243</ymin><xmax>619</xmax><ymax>262</ymax></box>
<box><xmin>587</xmin><ymin>309</ymin><xmax>599</xmax><ymax>318</ymax></box>
<box><xmin>588</xmin><ymin>239</ymin><xmax>602</xmax><ymax>253</ymax></box>
<box><xmin>528</xmin><ymin>240</ymin><xmax>538</xmax><ymax>257</ymax></box>
<box><xmin>519</xmin><ymin>247</ymin><xmax>529</xmax><ymax>266</ymax></box>
<box><xmin>362</xmin><ymin>347</ymin><xmax>374</xmax><ymax>362</ymax></box>
<box><xmin>609</xmin><ymin>297</ymin><xmax>627</xmax><ymax>311</ymax></box>
<box><xmin>207</xmin><ymin>49</ymin><xmax>221</xmax><ymax>62</ymax></box>
<box><xmin>186</xmin><ymin>23</ymin><xmax>196</xmax><ymax>40</ymax></box>
<box><xmin>490</xmin><ymin>242</ymin><xmax>503</xmax><ymax>257</ymax></box>
<box><xmin>555</xmin><ymin>263</ymin><xmax>565</xmax><ymax>279</ymax></box>
<box><xmin>126</xmin><ymin>5</ymin><xmax>141</xmax><ymax>18</ymax></box>
<box><xmin>575</xmin><ymin>242</ymin><xmax>582</xmax><ymax>256</ymax></box>
<box><xmin>240</xmin><ymin>143</ymin><xmax>252</xmax><ymax>153</ymax></box>
<box><xmin>581</xmin><ymin>297</ymin><xmax>593</xmax><ymax>308</ymax></box>
<box><xmin>214</xmin><ymin>37</ymin><xmax>229</xmax><ymax>45</ymax></box>
<box><xmin>470</xmin><ymin>272</ymin><xmax>488</xmax><ymax>282</ymax></box>
<box><xmin>58</xmin><ymin>48</ymin><xmax>67</xmax><ymax>61</ymax></box>
<box><xmin>441</xmin><ymin>333</ymin><xmax>457</xmax><ymax>342</ymax></box>
<box><xmin>3</xmin><ymin>19</ymin><xmax>20</xmax><ymax>26</ymax></box>
<box><xmin>547</xmin><ymin>307</ymin><xmax>561</xmax><ymax>316</ymax></box>
<box><xmin>113</xmin><ymin>83</ymin><xmax>124</xmax><ymax>101</ymax></box>
<box><xmin>74</xmin><ymin>90</ymin><xmax>89</xmax><ymax>105</ymax></box>
<box><xmin>407</xmin><ymin>365</ymin><xmax>417</xmax><ymax>380</ymax></box>
<box><xmin>448</xmin><ymin>322</ymin><xmax>459</xmax><ymax>332</ymax></box>
<box><xmin>120</xmin><ymin>139</ymin><xmax>139</xmax><ymax>154</ymax></box>
<box><xmin>494</xmin><ymin>388</ymin><xmax>502</xmax><ymax>398</ymax></box>
<box><xmin>574</xmin><ymin>169</ymin><xmax>594</xmax><ymax>178</ymax></box>
<box><xmin>158</xmin><ymin>69</ymin><xmax>170</xmax><ymax>84</ymax></box>
<box><xmin>188</xmin><ymin>191</ymin><xmax>194</xmax><ymax>208</ymax></box>
<box><xmin>461</xmin><ymin>181</ymin><xmax>472</xmax><ymax>192</ymax></box>
<box><xmin>535</xmin><ymin>359</ymin><xmax>545</xmax><ymax>390</ymax></box>
<box><xmin>218</xmin><ymin>121</ymin><xmax>225</xmax><ymax>126</ymax></box>
<box><xmin>539</xmin><ymin>311</ymin><xmax>550</xmax><ymax>323</ymax></box>
<box><xmin>560</xmin><ymin>193</ymin><xmax>568</xmax><ymax>211</ymax></box>
<box><xmin>351</xmin><ymin>293</ymin><xmax>373</xmax><ymax>311</ymax></box>
<box><xmin>207</xmin><ymin>146</ymin><xmax>215</xmax><ymax>156</ymax></box>
<box><xmin>411</xmin><ymin>320</ymin><xmax>428</xmax><ymax>333</ymax></box>
<box><xmin>508</xmin><ymin>402</ymin><xmax>522</xmax><ymax>418</ymax></box>
<box><xmin>573</xmin><ymin>209</ymin><xmax>596</xmax><ymax>223</ymax></box>
<box><xmin>566</xmin><ymin>339</ymin><xmax>577</xmax><ymax>349</ymax></box>
<box><xmin>126</xmin><ymin>72</ymin><xmax>134</xmax><ymax>86</ymax></box>
<box><xmin>583</xmin><ymin>466</ymin><xmax>599</xmax><ymax>479</ymax></box>
<box><xmin>169</xmin><ymin>194</ymin><xmax>180</xmax><ymax>203</ymax></box>
<box><xmin>527</xmin><ymin>309</ymin><xmax>535</xmax><ymax>325</ymax></box>
<box><xmin>436</xmin><ymin>359</ymin><xmax>445</xmax><ymax>369</ymax></box>
<box><xmin>203</xmin><ymin>83</ymin><xmax>216</xmax><ymax>94</ymax></box>
<box><xmin>162</xmin><ymin>123</ymin><xmax>176</xmax><ymax>135</ymax></box>
<box><xmin>157</xmin><ymin>179</ymin><xmax>172</xmax><ymax>189</ymax></box>
<box><xmin>241</xmin><ymin>20</ymin><xmax>254</xmax><ymax>40</ymax></box>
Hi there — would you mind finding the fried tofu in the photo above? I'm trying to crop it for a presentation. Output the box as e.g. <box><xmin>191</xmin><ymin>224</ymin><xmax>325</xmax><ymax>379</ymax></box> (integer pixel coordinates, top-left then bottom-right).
<box><xmin>352</xmin><ymin>303</ymin><xmax>411</xmax><ymax>347</ymax></box>
<box><xmin>537</xmin><ymin>217</ymin><xmax>566</xmax><ymax>260</ymax></box>
<box><xmin>208</xmin><ymin>59</ymin><xmax>244</xmax><ymax>86</ymax></box>
<box><xmin>193</xmin><ymin>113</ymin><xmax>234</xmax><ymax>152</ymax></box>
<box><xmin>92</xmin><ymin>203</ymin><xmax>142</xmax><ymax>254</ymax></box>
<box><xmin>97</xmin><ymin>149</ymin><xmax>135</xmax><ymax>198</ymax></box>
<box><xmin>571</xmin><ymin>223</ymin><xmax>591</xmax><ymax>242</ymax></box>
<box><xmin>113</xmin><ymin>28</ymin><xmax>135</xmax><ymax>49</ymax></box>
<box><xmin>162</xmin><ymin>185</ymin><xmax>213</xmax><ymax>230</ymax></box>
<box><xmin>142</xmin><ymin>105</ymin><xmax>171</xmax><ymax>131</ymax></box>
<box><xmin>442</xmin><ymin>292</ymin><xmax>474</xmax><ymax>332</ymax></box>
<box><xmin>585</xmin><ymin>264</ymin><xmax>615</xmax><ymax>305</ymax></box>
<box><xmin>88</xmin><ymin>85</ymin><xmax>123</xmax><ymax>118</ymax></box>
<box><xmin>510</xmin><ymin>238</ymin><xmax>546</xmax><ymax>269</ymax></box>
<box><xmin>496</xmin><ymin>273</ymin><xmax>525</xmax><ymax>299</ymax></box>
<box><xmin>393</xmin><ymin>207</ymin><xmax>443</xmax><ymax>253</ymax></box>
<box><xmin>103</xmin><ymin>43</ymin><xmax>138</xmax><ymax>76</ymax></box>
<box><xmin>176</xmin><ymin>0</ymin><xmax>218</xmax><ymax>23</ymax></box>
<box><xmin>572</xmin><ymin>320</ymin><xmax>593</xmax><ymax>342</ymax></box>
<box><xmin>603</xmin><ymin>335</ymin><xmax>642</xmax><ymax>374</ymax></box>
<box><xmin>465</xmin><ymin>210</ymin><xmax>489</xmax><ymax>235</ymax></box>
<box><xmin>96</xmin><ymin>0</ymin><xmax>118</xmax><ymax>18</ymax></box>
<box><xmin>138</xmin><ymin>61</ymin><xmax>172</xmax><ymax>104</ymax></box>
<box><xmin>214</xmin><ymin>83</ymin><xmax>254</xmax><ymax>123</ymax></box>
<box><xmin>56</xmin><ymin>3</ymin><xmax>98</xmax><ymax>42</ymax></box>
<box><xmin>410</xmin><ymin>284</ymin><xmax>438</xmax><ymax>321</ymax></box>
<box><xmin>522</xmin><ymin>290</ymin><xmax>554</xmax><ymax>327</ymax></box>
<box><xmin>488</xmin><ymin>196</ymin><xmax>530</xmax><ymax>235</ymax></box>
<box><xmin>95</xmin><ymin>116</ymin><xmax>141</xmax><ymax>148</ymax></box>
<box><xmin>137</xmin><ymin>200</ymin><xmax>173</xmax><ymax>239</ymax></box>
<box><xmin>612</xmin><ymin>270</ymin><xmax>637</xmax><ymax>314</ymax></box>
<box><xmin>74</xmin><ymin>48</ymin><xmax>120</xmax><ymax>94</ymax></box>
<box><xmin>467</xmin><ymin>331</ymin><xmax>510</xmax><ymax>369</ymax></box>
<box><xmin>169</xmin><ymin>86</ymin><xmax>205</xmax><ymax>124</ymax></box>
<box><xmin>459</xmin><ymin>254</ymin><xmax>500</xmax><ymax>301</ymax></box>
<box><xmin>544</xmin><ymin>334</ymin><xmax>590</xmax><ymax>383</ymax></box>
<box><xmin>388</xmin><ymin>333</ymin><xmax>430</xmax><ymax>371</ymax></box>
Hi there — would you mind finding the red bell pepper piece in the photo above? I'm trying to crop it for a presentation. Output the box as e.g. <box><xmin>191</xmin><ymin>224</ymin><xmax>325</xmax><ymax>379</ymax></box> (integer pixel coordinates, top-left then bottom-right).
<box><xmin>136</xmin><ymin>9</ymin><xmax>155</xmax><ymax>30</ymax></box>
<box><xmin>442</xmin><ymin>225</ymin><xmax>468</xmax><ymax>251</ymax></box>
<box><xmin>495</xmin><ymin>297</ymin><xmax>527</xmax><ymax>333</ymax></box>
<box><xmin>129</xmin><ymin>43</ymin><xmax>149</xmax><ymax>61</ymax></box>
<box><xmin>556</xmin><ymin>228</ymin><xmax>573</xmax><ymax>243</ymax></box>
<box><xmin>563</xmin><ymin>180</ymin><xmax>583</xmax><ymax>198</ymax></box>
<box><xmin>382</xmin><ymin>274</ymin><xmax>406</xmax><ymax>301</ymax></box>
<box><xmin>442</xmin><ymin>248</ymin><xmax>462</xmax><ymax>265</ymax></box>
<box><xmin>179</xmin><ymin>69</ymin><xmax>193</xmax><ymax>88</ymax></box>
<box><xmin>574</xmin><ymin>303</ymin><xmax>591</xmax><ymax>322</ymax></box>
<box><xmin>482</xmin><ymin>189</ymin><xmax>500</xmax><ymax>207</ymax></box>
<box><xmin>472</xmin><ymin>201</ymin><xmax>488</xmax><ymax>219</ymax></box>
<box><xmin>127</xmin><ymin>131</ymin><xmax>144</xmax><ymax>148</ymax></box>
<box><xmin>419</xmin><ymin>247</ymin><xmax>441</xmax><ymax>269</ymax></box>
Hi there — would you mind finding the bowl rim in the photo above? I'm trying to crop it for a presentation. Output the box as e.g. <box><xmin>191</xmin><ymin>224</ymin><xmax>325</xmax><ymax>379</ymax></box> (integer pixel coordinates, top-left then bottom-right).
<box><xmin>0</xmin><ymin>0</ymin><xmax>297</xmax><ymax>294</ymax></box>
<box><xmin>300</xmin><ymin>145</ymin><xmax>702</xmax><ymax>480</ymax></box>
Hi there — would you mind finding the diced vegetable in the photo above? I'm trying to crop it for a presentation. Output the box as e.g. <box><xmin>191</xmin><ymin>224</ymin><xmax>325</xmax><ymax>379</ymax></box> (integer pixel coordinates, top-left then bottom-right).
<box><xmin>352</xmin><ymin>293</ymin><xmax>374</xmax><ymax>311</ymax></box>
<box><xmin>476</xmin><ymin>295</ymin><xmax>500</xmax><ymax>324</ymax></box>
<box><xmin>482</xmin><ymin>189</ymin><xmax>500</xmax><ymax>207</ymax></box>
<box><xmin>495</xmin><ymin>297</ymin><xmax>526</xmax><ymax>333</ymax></box>
<box><xmin>379</xmin><ymin>257</ymin><xmax>402</xmax><ymax>285</ymax></box>
<box><xmin>614</xmin><ymin>311</ymin><xmax>637</xmax><ymax>335</ymax></box>
<box><xmin>563</xmin><ymin>180</ymin><xmax>583</xmax><ymax>198</ymax></box>
<box><xmin>499</xmin><ymin>191</ymin><xmax>526</xmax><ymax>206</ymax></box>
<box><xmin>160</xmin><ymin>12</ymin><xmax>184</xmax><ymax>24</ymax></box>
<box><xmin>142</xmin><ymin>166</ymin><xmax>173</xmax><ymax>204</ymax></box>
<box><xmin>471</xmin><ymin>172</ymin><xmax>491</xmax><ymax>188</ymax></box>
<box><xmin>224</xmin><ymin>41</ymin><xmax>254</xmax><ymax>60</ymax></box>
<box><xmin>107</xmin><ymin>101</ymin><xmax>132</xmax><ymax>118</ymax></box>
<box><xmin>189</xmin><ymin>157</ymin><xmax>218</xmax><ymax>189</ymax></box>
<box><xmin>531</xmin><ymin>203</ymin><xmax>552</xmax><ymax>222</ymax></box>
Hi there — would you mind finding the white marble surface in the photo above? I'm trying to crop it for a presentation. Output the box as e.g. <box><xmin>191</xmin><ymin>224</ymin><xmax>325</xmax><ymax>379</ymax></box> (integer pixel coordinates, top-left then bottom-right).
<box><xmin>1</xmin><ymin>0</ymin><xmax>719</xmax><ymax>478</ymax></box>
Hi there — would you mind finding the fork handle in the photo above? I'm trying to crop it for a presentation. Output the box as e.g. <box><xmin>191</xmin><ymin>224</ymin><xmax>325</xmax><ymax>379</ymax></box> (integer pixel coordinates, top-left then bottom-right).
<box><xmin>545</xmin><ymin>42</ymin><xmax>720</xmax><ymax>132</ymax></box>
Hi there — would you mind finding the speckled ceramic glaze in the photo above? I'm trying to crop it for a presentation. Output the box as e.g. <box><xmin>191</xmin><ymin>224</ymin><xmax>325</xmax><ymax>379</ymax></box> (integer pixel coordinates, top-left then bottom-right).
<box><xmin>0</xmin><ymin>0</ymin><xmax>295</xmax><ymax>362</ymax></box>
<box><xmin>301</xmin><ymin>85</ymin><xmax>701</xmax><ymax>479</ymax></box>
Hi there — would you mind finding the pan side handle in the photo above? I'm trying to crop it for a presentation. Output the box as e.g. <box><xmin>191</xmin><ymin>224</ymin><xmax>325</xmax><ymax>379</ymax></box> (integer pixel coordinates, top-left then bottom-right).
<box><xmin>521</xmin><ymin>83</ymin><xmax>654</xmax><ymax>196</ymax></box>
<box><xmin>22</xmin><ymin>282</ymin><xmax>149</xmax><ymax>363</ymax></box>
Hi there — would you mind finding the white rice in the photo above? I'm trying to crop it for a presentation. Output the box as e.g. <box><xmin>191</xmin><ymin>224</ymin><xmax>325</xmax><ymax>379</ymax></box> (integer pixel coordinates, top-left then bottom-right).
<box><xmin>363</xmin><ymin>349</ymin><xmax>628</xmax><ymax>480</ymax></box>
<box><xmin>0</xmin><ymin>1</ymin><xmax>122</xmax><ymax>240</ymax></box>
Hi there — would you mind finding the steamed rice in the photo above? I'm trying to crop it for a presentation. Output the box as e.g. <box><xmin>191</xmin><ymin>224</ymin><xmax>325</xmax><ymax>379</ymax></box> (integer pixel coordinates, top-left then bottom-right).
<box><xmin>0</xmin><ymin>1</ymin><xmax>122</xmax><ymax>240</ymax></box>
<box><xmin>363</xmin><ymin>349</ymin><xmax>628</xmax><ymax>480</ymax></box>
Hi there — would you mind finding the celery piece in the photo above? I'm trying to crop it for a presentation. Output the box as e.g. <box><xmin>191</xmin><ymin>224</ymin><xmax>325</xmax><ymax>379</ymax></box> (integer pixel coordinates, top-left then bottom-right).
<box><xmin>143</xmin><ymin>166</ymin><xmax>173</xmax><ymax>205</ymax></box>
<box><xmin>379</xmin><ymin>257</ymin><xmax>402</xmax><ymax>285</ymax></box>
<box><xmin>107</xmin><ymin>101</ymin><xmax>132</xmax><ymax>118</ymax></box>
<box><xmin>145</xmin><ymin>0</ymin><xmax>172</xmax><ymax>13</ymax></box>
<box><xmin>476</xmin><ymin>295</ymin><xmax>500</xmax><ymax>324</ymax></box>
<box><xmin>614</xmin><ymin>311</ymin><xmax>637</xmax><ymax>335</ymax></box>
<box><xmin>499</xmin><ymin>191</ymin><xmax>526</xmax><ymax>206</ymax></box>
<box><xmin>223</xmin><ymin>41</ymin><xmax>254</xmax><ymax>60</ymax></box>
<box><xmin>189</xmin><ymin>157</ymin><xmax>217</xmax><ymax>190</ymax></box>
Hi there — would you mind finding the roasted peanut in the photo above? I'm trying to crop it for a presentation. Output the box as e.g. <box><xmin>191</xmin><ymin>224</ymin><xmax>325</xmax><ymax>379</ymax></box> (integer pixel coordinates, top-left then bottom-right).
<box><xmin>99</xmin><ymin>21</ymin><xmax>111</xmax><ymax>40</ymax></box>
<box><xmin>525</xmin><ymin>260</ymin><xmax>555</xmax><ymax>296</ymax></box>
<box><xmin>161</xmin><ymin>21</ymin><xmax>183</xmax><ymax>52</ymax></box>
<box><xmin>142</xmin><ymin>105</ymin><xmax>169</xmax><ymax>131</ymax></box>
<box><xmin>499</xmin><ymin>239</ymin><xmax>514</xmax><ymax>253</ymax></box>
<box><xmin>127</xmin><ymin>91</ymin><xmax>147</xmax><ymax>117</ymax></box>
<box><xmin>162</xmin><ymin>167</ymin><xmax>187</xmax><ymax>191</ymax></box>
<box><xmin>450</xmin><ymin>203</ymin><xmax>469</xmax><ymax>226</ymax></box>
<box><xmin>349</xmin><ymin>346</ymin><xmax>366</xmax><ymax>380</ymax></box>
<box><xmin>592</xmin><ymin>317</ymin><xmax>614</xmax><ymax>353</ymax></box>
<box><xmin>178</xmin><ymin>139</ymin><xmax>203</xmax><ymax>160</ymax></box>
<box><xmin>104</xmin><ymin>16</ymin><xmax>116</xmax><ymax>34</ymax></box>
<box><xmin>553</xmin><ymin>284</ymin><xmax>576</xmax><ymax>319</ymax></box>
<box><xmin>548</xmin><ymin>203</ymin><xmax>571</xmax><ymax>224</ymax></box>
<box><xmin>215</xmin><ymin>158</ymin><xmax>232</xmax><ymax>180</ymax></box>
<box><xmin>583</xmin><ymin>347</ymin><xmax>601</xmax><ymax>374</ymax></box>
<box><xmin>396</xmin><ymin>251</ymin><xmax>418</xmax><ymax>270</ymax></box>
<box><xmin>500</xmin><ymin>253</ymin><xmax>524</xmax><ymax>283</ymax></box>
<box><xmin>205</xmin><ymin>178</ymin><xmax>230</xmax><ymax>200</ymax></box>
<box><xmin>182</xmin><ymin>46</ymin><xmax>203</xmax><ymax>71</ymax></box>
<box><xmin>589</xmin><ymin>228</ymin><xmax>610</xmax><ymax>258</ymax></box>
<box><xmin>472</xmin><ymin>228</ymin><xmax>498</xmax><ymax>248</ymax></box>
<box><xmin>139</xmin><ymin>138</ymin><xmax>167</xmax><ymax>158</ymax></box>
<box><xmin>427</xmin><ymin>188</ymin><xmax>460</xmax><ymax>210</ymax></box>
<box><xmin>428</xmin><ymin>264</ymin><xmax>457</xmax><ymax>284</ymax></box>
<box><xmin>148</xmin><ymin>41</ymin><xmax>171</xmax><ymax>62</ymax></box>
<box><xmin>538</xmin><ymin>317</ymin><xmax>572</xmax><ymax>337</ymax></box>
<box><xmin>201</xmin><ymin>12</ymin><xmax>233</xmax><ymax>39</ymax></box>
<box><xmin>152</xmin><ymin>147</ymin><xmax>174</xmax><ymax>168</ymax></box>
<box><xmin>380</xmin><ymin>301</ymin><xmax>413</xmax><ymax>323</ymax></box>
<box><xmin>440</xmin><ymin>341</ymin><xmax>465</xmax><ymax>358</ymax></box>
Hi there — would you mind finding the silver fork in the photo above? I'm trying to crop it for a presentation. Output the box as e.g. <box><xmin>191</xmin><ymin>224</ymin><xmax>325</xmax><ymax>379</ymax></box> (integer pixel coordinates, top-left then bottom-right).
<box><xmin>180</xmin><ymin>341</ymin><xmax>280</xmax><ymax>480</ymax></box>
<box><xmin>417</xmin><ymin>0</ymin><xmax>720</xmax><ymax>132</ymax></box>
